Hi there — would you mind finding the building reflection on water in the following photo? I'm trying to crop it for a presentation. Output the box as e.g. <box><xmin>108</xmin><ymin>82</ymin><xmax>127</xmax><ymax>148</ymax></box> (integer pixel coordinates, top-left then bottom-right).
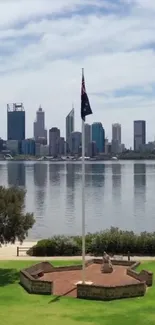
<box><xmin>112</xmin><ymin>163</ymin><xmax>122</xmax><ymax>198</ymax></box>
<box><xmin>65</xmin><ymin>164</ymin><xmax>76</xmax><ymax>232</ymax></box>
<box><xmin>134</xmin><ymin>163</ymin><xmax>146</xmax><ymax>232</ymax></box>
<box><xmin>33</xmin><ymin>163</ymin><xmax>48</xmax><ymax>215</ymax></box>
<box><xmin>90</xmin><ymin>163</ymin><xmax>105</xmax><ymax>188</ymax></box>
<box><xmin>49</xmin><ymin>163</ymin><xmax>65</xmax><ymax>185</ymax></box>
<box><xmin>134</xmin><ymin>164</ymin><xmax>146</xmax><ymax>202</ymax></box>
<box><xmin>7</xmin><ymin>162</ymin><xmax>26</xmax><ymax>187</ymax></box>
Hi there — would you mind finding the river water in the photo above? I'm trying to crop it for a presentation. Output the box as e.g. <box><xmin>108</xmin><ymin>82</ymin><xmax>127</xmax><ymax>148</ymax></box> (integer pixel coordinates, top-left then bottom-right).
<box><xmin>0</xmin><ymin>160</ymin><xmax>154</xmax><ymax>240</ymax></box>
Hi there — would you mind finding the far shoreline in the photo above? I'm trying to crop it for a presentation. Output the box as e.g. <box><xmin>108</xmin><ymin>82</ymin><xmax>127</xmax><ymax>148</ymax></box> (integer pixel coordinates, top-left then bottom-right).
<box><xmin>1</xmin><ymin>158</ymin><xmax>155</xmax><ymax>162</ymax></box>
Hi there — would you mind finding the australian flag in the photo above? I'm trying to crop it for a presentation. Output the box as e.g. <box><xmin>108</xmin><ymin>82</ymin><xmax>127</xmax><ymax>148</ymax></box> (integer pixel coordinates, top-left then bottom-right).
<box><xmin>81</xmin><ymin>70</ymin><xmax>92</xmax><ymax>121</ymax></box>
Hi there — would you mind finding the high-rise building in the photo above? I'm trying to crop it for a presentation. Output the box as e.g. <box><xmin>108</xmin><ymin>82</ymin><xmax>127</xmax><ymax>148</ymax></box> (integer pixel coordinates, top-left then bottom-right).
<box><xmin>88</xmin><ymin>141</ymin><xmax>97</xmax><ymax>157</ymax></box>
<box><xmin>6</xmin><ymin>140</ymin><xmax>19</xmax><ymax>155</ymax></box>
<box><xmin>70</xmin><ymin>131</ymin><xmax>82</xmax><ymax>155</ymax></box>
<box><xmin>58</xmin><ymin>137</ymin><xmax>65</xmax><ymax>156</ymax></box>
<box><xmin>21</xmin><ymin>139</ymin><xmax>35</xmax><ymax>156</ymax></box>
<box><xmin>66</xmin><ymin>106</ymin><xmax>74</xmax><ymax>153</ymax></box>
<box><xmin>7</xmin><ymin>103</ymin><xmax>25</xmax><ymax>141</ymax></box>
<box><xmin>85</xmin><ymin>123</ymin><xmax>91</xmax><ymax>156</ymax></box>
<box><xmin>33</xmin><ymin>106</ymin><xmax>47</xmax><ymax>143</ymax></box>
<box><xmin>92</xmin><ymin>122</ymin><xmax>105</xmax><ymax>153</ymax></box>
<box><xmin>49</xmin><ymin>127</ymin><xmax>60</xmax><ymax>156</ymax></box>
<box><xmin>112</xmin><ymin>123</ymin><xmax>122</xmax><ymax>154</ymax></box>
<box><xmin>112</xmin><ymin>123</ymin><xmax>121</xmax><ymax>143</ymax></box>
<box><xmin>134</xmin><ymin>120</ymin><xmax>146</xmax><ymax>151</ymax></box>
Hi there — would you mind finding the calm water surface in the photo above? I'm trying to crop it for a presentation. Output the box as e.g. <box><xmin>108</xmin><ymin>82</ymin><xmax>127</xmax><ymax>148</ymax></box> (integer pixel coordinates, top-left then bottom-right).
<box><xmin>0</xmin><ymin>161</ymin><xmax>155</xmax><ymax>240</ymax></box>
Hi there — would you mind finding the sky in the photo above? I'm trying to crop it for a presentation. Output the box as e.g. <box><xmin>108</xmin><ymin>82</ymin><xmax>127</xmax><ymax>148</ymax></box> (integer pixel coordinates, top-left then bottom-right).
<box><xmin>1</xmin><ymin>0</ymin><xmax>155</xmax><ymax>147</ymax></box>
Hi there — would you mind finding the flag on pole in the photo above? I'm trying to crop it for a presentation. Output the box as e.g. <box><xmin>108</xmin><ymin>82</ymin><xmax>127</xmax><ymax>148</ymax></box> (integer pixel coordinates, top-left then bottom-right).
<box><xmin>81</xmin><ymin>70</ymin><xmax>92</xmax><ymax>121</ymax></box>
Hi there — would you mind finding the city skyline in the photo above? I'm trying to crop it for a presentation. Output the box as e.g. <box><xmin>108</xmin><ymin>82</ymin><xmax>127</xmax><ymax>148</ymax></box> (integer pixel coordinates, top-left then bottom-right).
<box><xmin>4</xmin><ymin>103</ymin><xmax>153</xmax><ymax>156</ymax></box>
<box><xmin>5</xmin><ymin>103</ymin><xmax>153</xmax><ymax>151</ymax></box>
<box><xmin>0</xmin><ymin>1</ymin><xmax>155</xmax><ymax>146</ymax></box>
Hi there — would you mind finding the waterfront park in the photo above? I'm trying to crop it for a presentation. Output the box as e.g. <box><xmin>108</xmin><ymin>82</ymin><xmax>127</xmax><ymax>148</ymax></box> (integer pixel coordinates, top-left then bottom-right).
<box><xmin>0</xmin><ymin>78</ymin><xmax>155</xmax><ymax>324</ymax></box>
<box><xmin>0</xmin><ymin>158</ymin><xmax>155</xmax><ymax>324</ymax></box>
<box><xmin>1</xmin><ymin>183</ymin><xmax>155</xmax><ymax>325</ymax></box>
<box><xmin>0</xmin><ymin>259</ymin><xmax>154</xmax><ymax>325</ymax></box>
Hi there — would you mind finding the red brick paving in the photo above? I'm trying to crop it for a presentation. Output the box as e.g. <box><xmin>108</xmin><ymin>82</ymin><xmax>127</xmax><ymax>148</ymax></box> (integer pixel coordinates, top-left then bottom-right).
<box><xmin>40</xmin><ymin>264</ymin><xmax>140</xmax><ymax>297</ymax></box>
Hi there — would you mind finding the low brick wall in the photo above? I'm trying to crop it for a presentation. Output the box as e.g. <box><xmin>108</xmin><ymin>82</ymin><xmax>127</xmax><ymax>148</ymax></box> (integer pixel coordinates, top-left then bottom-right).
<box><xmin>112</xmin><ymin>260</ymin><xmax>137</xmax><ymax>266</ymax></box>
<box><xmin>20</xmin><ymin>266</ymin><xmax>53</xmax><ymax>295</ymax></box>
<box><xmin>127</xmin><ymin>268</ymin><xmax>153</xmax><ymax>287</ymax></box>
<box><xmin>20</xmin><ymin>261</ymin><xmax>88</xmax><ymax>295</ymax></box>
<box><xmin>77</xmin><ymin>282</ymin><xmax>146</xmax><ymax>301</ymax></box>
<box><xmin>93</xmin><ymin>258</ymin><xmax>137</xmax><ymax>267</ymax></box>
<box><xmin>53</xmin><ymin>260</ymin><xmax>94</xmax><ymax>272</ymax></box>
<box><xmin>20</xmin><ymin>271</ymin><xmax>32</xmax><ymax>292</ymax></box>
<box><xmin>24</xmin><ymin>262</ymin><xmax>54</xmax><ymax>275</ymax></box>
<box><xmin>52</xmin><ymin>265</ymin><xmax>82</xmax><ymax>272</ymax></box>
<box><xmin>20</xmin><ymin>259</ymin><xmax>152</xmax><ymax>298</ymax></box>
<box><xmin>31</xmin><ymin>280</ymin><xmax>53</xmax><ymax>294</ymax></box>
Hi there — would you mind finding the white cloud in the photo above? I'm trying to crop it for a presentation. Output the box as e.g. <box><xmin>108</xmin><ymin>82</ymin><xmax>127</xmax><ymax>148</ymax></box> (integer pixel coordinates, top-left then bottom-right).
<box><xmin>0</xmin><ymin>0</ymin><xmax>154</xmax><ymax>147</ymax></box>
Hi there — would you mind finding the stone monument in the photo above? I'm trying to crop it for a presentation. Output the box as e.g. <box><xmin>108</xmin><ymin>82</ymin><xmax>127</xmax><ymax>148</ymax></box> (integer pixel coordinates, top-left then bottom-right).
<box><xmin>101</xmin><ymin>251</ymin><xmax>113</xmax><ymax>273</ymax></box>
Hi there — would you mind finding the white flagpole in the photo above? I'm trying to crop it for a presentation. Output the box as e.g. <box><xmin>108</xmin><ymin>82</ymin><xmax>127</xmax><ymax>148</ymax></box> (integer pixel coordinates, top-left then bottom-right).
<box><xmin>82</xmin><ymin>69</ymin><xmax>86</xmax><ymax>284</ymax></box>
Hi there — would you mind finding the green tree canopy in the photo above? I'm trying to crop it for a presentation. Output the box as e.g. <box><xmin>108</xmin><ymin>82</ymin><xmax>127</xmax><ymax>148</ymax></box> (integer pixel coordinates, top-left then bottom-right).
<box><xmin>0</xmin><ymin>186</ymin><xmax>35</xmax><ymax>244</ymax></box>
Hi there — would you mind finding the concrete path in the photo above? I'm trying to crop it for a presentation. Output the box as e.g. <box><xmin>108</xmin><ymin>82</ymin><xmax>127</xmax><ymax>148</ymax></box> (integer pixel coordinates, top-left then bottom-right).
<box><xmin>0</xmin><ymin>242</ymin><xmax>155</xmax><ymax>261</ymax></box>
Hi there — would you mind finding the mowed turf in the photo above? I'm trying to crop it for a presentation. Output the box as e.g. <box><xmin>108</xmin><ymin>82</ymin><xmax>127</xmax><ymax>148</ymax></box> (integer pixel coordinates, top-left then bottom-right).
<box><xmin>0</xmin><ymin>260</ymin><xmax>155</xmax><ymax>325</ymax></box>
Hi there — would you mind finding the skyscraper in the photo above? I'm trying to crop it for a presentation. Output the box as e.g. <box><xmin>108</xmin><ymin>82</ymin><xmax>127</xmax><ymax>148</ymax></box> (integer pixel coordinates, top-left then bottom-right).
<box><xmin>70</xmin><ymin>131</ymin><xmax>82</xmax><ymax>155</ymax></box>
<box><xmin>112</xmin><ymin>123</ymin><xmax>122</xmax><ymax>154</ymax></box>
<box><xmin>66</xmin><ymin>106</ymin><xmax>74</xmax><ymax>153</ymax></box>
<box><xmin>92</xmin><ymin>122</ymin><xmax>105</xmax><ymax>153</ymax></box>
<box><xmin>7</xmin><ymin>103</ymin><xmax>25</xmax><ymax>141</ymax></box>
<box><xmin>33</xmin><ymin>106</ymin><xmax>47</xmax><ymax>143</ymax></box>
<box><xmin>49</xmin><ymin>127</ymin><xmax>60</xmax><ymax>156</ymax></box>
<box><xmin>85</xmin><ymin>123</ymin><xmax>91</xmax><ymax>156</ymax></box>
<box><xmin>134</xmin><ymin>120</ymin><xmax>146</xmax><ymax>151</ymax></box>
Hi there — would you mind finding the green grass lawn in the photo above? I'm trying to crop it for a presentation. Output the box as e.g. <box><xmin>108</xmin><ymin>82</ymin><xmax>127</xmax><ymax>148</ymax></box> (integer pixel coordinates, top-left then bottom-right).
<box><xmin>0</xmin><ymin>260</ymin><xmax>155</xmax><ymax>325</ymax></box>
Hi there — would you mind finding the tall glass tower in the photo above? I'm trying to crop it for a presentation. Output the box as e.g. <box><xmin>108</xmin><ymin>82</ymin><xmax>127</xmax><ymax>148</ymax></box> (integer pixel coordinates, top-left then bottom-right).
<box><xmin>134</xmin><ymin>120</ymin><xmax>146</xmax><ymax>151</ymax></box>
<box><xmin>7</xmin><ymin>103</ymin><xmax>25</xmax><ymax>141</ymax></box>
<box><xmin>66</xmin><ymin>106</ymin><xmax>74</xmax><ymax>153</ymax></box>
<box><xmin>92</xmin><ymin>122</ymin><xmax>105</xmax><ymax>153</ymax></box>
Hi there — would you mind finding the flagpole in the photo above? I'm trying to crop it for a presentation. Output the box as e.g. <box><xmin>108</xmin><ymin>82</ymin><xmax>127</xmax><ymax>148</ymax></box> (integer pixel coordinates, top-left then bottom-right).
<box><xmin>82</xmin><ymin>68</ymin><xmax>86</xmax><ymax>284</ymax></box>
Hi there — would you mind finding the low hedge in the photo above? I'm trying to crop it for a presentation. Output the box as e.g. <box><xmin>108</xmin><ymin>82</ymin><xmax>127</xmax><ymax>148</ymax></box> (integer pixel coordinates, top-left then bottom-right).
<box><xmin>27</xmin><ymin>227</ymin><xmax>155</xmax><ymax>257</ymax></box>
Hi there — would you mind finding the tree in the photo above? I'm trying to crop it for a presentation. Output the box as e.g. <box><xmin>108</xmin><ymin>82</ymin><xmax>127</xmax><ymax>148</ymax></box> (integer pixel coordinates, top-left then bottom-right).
<box><xmin>0</xmin><ymin>186</ymin><xmax>35</xmax><ymax>244</ymax></box>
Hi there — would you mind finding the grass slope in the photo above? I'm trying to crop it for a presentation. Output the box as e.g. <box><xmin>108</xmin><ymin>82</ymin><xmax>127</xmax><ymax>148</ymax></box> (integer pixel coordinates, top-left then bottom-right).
<box><xmin>0</xmin><ymin>260</ymin><xmax>154</xmax><ymax>325</ymax></box>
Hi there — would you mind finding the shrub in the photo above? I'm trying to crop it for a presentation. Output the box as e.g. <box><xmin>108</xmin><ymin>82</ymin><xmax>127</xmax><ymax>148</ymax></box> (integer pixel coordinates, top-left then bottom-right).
<box><xmin>27</xmin><ymin>227</ymin><xmax>155</xmax><ymax>257</ymax></box>
<box><xmin>27</xmin><ymin>236</ymin><xmax>81</xmax><ymax>256</ymax></box>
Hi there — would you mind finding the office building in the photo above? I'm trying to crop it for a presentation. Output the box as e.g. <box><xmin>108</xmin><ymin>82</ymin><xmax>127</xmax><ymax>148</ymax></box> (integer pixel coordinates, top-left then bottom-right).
<box><xmin>0</xmin><ymin>138</ymin><xmax>5</xmax><ymax>153</ymax></box>
<box><xmin>58</xmin><ymin>137</ymin><xmax>65</xmax><ymax>156</ymax></box>
<box><xmin>112</xmin><ymin>123</ymin><xmax>122</xmax><ymax>154</ymax></box>
<box><xmin>6</xmin><ymin>140</ymin><xmax>19</xmax><ymax>156</ymax></box>
<box><xmin>22</xmin><ymin>139</ymin><xmax>35</xmax><ymax>156</ymax></box>
<box><xmin>92</xmin><ymin>122</ymin><xmax>105</xmax><ymax>153</ymax></box>
<box><xmin>34</xmin><ymin>106</ymin><xmax>47</xmax><ymax>144</ymax></box>
<box><xmin>40</xmin><ymin>145</ymin><xmax>49</xmax><ymax>156</ymax></box>
<box><xmin>49</xmin><ymin>127</ymin><xmax>60</xmax><ymax>156</ymax></box>
<box><xmin>134</xmin><ymin>120</ymin><xmax>146</xmax><ymax>151</ymax></box>
<box><xmin>88</xmin><ymin>141</ymin><xmax>97</xmax><ymax>157</ymax></box>
<box><xmin>70</xmin><ymin>131</ymin><xmax>82</xmax><ymax>155</ymax></box>
<box><xmin>35</xmin><ymin>144</ymin><xmax>49</xmax><ymax>157</ymax></box>
<box><xmin>7</xmin><ymin>103</ymin><xmax>25</xmax><ymax>141</ymax></box>
<box><xmin>66</xmin><ymin>107</ymin><xmax>74</xmax><ymax>153</ymax></box>
<box><xmin>104</xmin><ymin>138</ymin><xmax>109</xmax><ymax>155</ymax></box>
<box><xmin>85</xmin><ymin>123</ymin><xmax>91</xmax><ymax>156</ymax></box>
<box><xmin>112</xmin><ymin>123</ymin><xmax>121</xmax><ymax>143</ymax></box>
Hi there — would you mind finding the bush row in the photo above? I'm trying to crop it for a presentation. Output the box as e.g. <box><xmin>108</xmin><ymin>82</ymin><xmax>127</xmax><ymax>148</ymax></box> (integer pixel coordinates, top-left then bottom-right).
<box><xmin>27</xmin><ymin>227</ymin><xmax>155</xmax><ymax>257</ymax></box>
